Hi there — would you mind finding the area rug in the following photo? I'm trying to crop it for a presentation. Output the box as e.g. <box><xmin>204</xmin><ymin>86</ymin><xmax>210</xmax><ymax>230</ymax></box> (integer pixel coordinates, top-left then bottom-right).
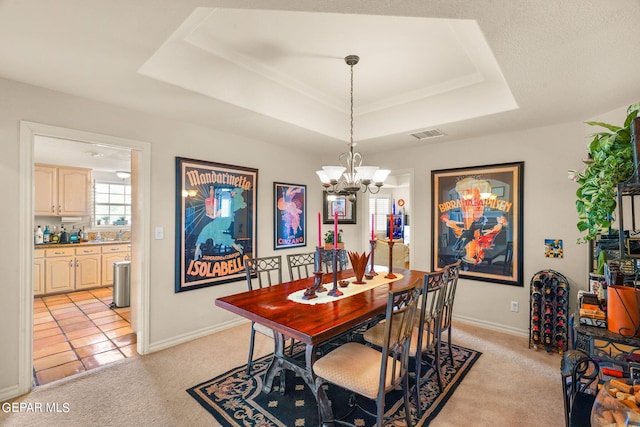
<box><xmin>187</xmin><ymin>339</ymin><xmax>481</xmax><ymax>427</ymax></box>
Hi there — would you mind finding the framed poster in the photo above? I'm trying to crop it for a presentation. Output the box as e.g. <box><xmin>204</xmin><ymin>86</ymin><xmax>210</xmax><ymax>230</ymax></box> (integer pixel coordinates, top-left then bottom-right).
<box><xmin>322</xmin><ymin>191</ymin><xmax>357</xmax><ymax>224</ymax></box>
<box><xmin>175</xmin><ymin>157</ymin><xmax>257</xmax><ymax>292</ymax></box>
<box><xmin>274</xmin><ymin>182</ymin><xmax>306</xmax><ymax>250</ymax></box>
<box><xmin>431</xmin><ymin>162</ymin><xmax>524</xmax><ymax>286</ymax></box>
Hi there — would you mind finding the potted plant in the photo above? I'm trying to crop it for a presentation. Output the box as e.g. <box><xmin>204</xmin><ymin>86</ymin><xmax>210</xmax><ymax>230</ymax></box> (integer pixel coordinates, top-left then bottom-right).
<box><xmin>324</xmin><ymin>229</ymin><xmax>344</xmax><ymax>249</ymax></box>
<box><xmin>572</xmin><ymin>103</ymin><xmax>639</xmax><ymax>243</ymax></box>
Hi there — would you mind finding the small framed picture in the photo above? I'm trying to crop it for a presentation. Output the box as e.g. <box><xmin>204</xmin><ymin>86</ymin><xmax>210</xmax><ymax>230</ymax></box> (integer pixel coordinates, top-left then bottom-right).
<box><xmin>322</xmin><ymin>191</ymin><xmax>357</xmax><ymax>224</ymax></box>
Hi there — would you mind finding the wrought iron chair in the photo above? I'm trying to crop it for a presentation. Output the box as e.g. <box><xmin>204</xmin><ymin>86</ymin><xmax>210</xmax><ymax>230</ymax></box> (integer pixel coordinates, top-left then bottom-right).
<box><xmin>313</xmin><ymin>280</ymin><xmax>421</xmax><ymax>427</ymax></box>
<box><xmin>363</xmin><ymin>271</ymin><xmax>448</xmax><ymax>416</ymax></box>
<box><xmin>244</xmin><ymin>255</ymin><xmax>293</xmax><ymax>381</ymax></box>
<box><xmin>440</xmin><ymin>259</ymin><xmax>461</xmax><ymax>364</ymax></box>
<box><xmin>561</xmin><ymin>349</ymin><xmax>600</xmax><ymax>427</ymax></box>
<box><xmin>286</xmin><ymin>251</ymin><xmax>316</xmax><ymax>281</ymax></box>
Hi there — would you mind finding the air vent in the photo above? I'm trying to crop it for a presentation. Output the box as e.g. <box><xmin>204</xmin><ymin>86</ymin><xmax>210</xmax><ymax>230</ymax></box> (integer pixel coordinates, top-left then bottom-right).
<box><xmin>410</xmin><ymin>128</ymin><xmax>446</xmax><ymax>140</ymax></box>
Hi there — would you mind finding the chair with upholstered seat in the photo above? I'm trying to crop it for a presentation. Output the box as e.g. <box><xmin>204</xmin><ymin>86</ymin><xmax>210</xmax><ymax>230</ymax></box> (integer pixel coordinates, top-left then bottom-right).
<box><xmin>313</xmin><ymin>280</ymin><xmax>421</xmax><ymax>427</ymax></box>
<box><xmin>561</xmin><ymin>349</ymin><xmax>600</xmax><ymax>427</ymax></box>
<box><xmin>244</xmin><ymin>255</ymin><xmax>293</xmax><ymax>378</ymax></box>
<box><xmin>363</xmin><ymin>271</ymin><xmax>448</xmax><ymax>416</ymax></box>
<box><xmin>286</xmin><ymin>251</ymin><xmax>316</xmax><ymax>281</ymax></box>
<box><xmin>440</xmin><ymin>259</ymin><xmax>461</xmax><ymax>364</ymax></box>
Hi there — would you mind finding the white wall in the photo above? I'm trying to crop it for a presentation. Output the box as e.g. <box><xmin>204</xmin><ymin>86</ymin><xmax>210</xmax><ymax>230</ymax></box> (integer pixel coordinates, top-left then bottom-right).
<box><xmin>366</xmin><ymin>110</ymin><xmax>631</xmax><ymax>334</ymax></box>
<box><xmin>0</xmin><ymin>73</ymin><xmax>631</xmax><ymax>398</ymax></box>
<box><xmin>0</xmin><ymin>77</ymin><xmax>329</xmax><ymax>396</ymax></box>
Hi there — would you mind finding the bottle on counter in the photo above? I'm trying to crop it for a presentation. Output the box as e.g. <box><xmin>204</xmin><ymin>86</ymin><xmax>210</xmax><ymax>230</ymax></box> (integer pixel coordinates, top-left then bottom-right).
<box><xmin>51</xmin><ymin>226</ymin><xmax>59</xmax><ymax>243</ymax></box>
<box><xmin>43</xmin><ymin>225</ymin><xmax>50</xmax><ymax>243</ymax></box>
<box><xmin>59</xmin><ymin>225</ymin><xmax>69</xmax><ymax>244</ymax></box>
<box><xmin>70</xmin><ymin>226</ymin><xmax>79</xmax><ymax>243</ymax></box>
<box><xmin>34</xmin><ymin>225</ymin><xmax>44</xmax><ymax>245</ymax></box>
<box><xmin>77</xmin><ymin>227</ymin><xmax>84</xmax><ymax>242</ymax></box>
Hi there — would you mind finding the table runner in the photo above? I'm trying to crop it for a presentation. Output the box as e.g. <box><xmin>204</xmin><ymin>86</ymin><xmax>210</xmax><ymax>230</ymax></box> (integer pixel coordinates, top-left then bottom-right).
<box><xmin>287</xmin><ymin>273</ymin><xmax>404</xmax><ymax>305</ymax></box>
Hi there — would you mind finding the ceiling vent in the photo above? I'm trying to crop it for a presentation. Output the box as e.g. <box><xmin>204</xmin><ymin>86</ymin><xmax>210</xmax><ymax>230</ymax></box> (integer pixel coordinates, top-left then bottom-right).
<box><xmin>410</xmin><ymin>128</ymin><xmax>446</xmax><ymax>140</ymax></box>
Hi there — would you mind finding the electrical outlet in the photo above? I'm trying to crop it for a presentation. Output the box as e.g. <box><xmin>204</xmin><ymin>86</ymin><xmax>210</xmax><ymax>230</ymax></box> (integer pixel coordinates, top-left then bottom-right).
<box><xmin>510</xmin><ymin>301</ymin><xmax>519</xmax><ymax>312</ymax></box>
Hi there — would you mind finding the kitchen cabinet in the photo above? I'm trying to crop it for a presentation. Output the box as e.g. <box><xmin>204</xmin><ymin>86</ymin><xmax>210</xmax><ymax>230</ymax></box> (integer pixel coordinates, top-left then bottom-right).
<box><xmin>33</xmin><ymin>249</ymin><xmax>45</xmax><ymax>296</ymax></box>
<box><xmin>101</xmin><ymin>244</ymin><xmax>131</xmax><ymax>286</ymax></box>
<box><xmin>74</xmin><ymin>246</ymin><xmax>101</xmax><ymax>290</ymax></box>
<box><xmin>44</xmin><ymin>247</ymin><xmax>75</xmax><ymax>294</ymax></box>
<box><xmin>35</xmin><ymin>164</ymin><xmax>91</xmax><ymax>216</ymax></box>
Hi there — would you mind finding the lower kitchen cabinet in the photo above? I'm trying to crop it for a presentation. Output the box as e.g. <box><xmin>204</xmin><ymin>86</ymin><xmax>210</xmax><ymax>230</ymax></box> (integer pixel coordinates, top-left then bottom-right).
<box><xmin>101</xmin><ymin>244</ymin><xmax>131</xmax><ymax>286</ymax></box>
<box><xmin>75</xmin><ymin>246</ymin><xmax>102</xmax><ymax>290</ymax></box>
<box><xmin>35</xmin><ymin>242</ymin><xmax>130</xmax><ymax>296</ymax></box>
<box><xmin>33</xmin><ymin>249</ymin><xmax>45</xmax><ymax>296</ymax></box>
<box><xmin>44</xmin><ymin>247</ymin><xmax>75</xmax><ymax>294</ymax></box>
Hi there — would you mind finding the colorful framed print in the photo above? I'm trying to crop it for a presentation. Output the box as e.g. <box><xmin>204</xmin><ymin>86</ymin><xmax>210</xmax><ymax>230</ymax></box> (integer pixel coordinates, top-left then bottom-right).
<box><xmin>175</xmin><ymin>157</ymin><xmax>257</xmax><ymax>292</ymax></box>
<box><xmin>431</xmin><ymin>162</ymin><xmax>524</xmax><ymax>286</ymax></box>
<box><xmin>322</xmin><ymin>191</ymin><xmax>357</xmax><ymax>224</ymax></box>
<box><xmin>274</xmin><ymin>182</ymin><xmax>306</xmax><ymax>250</ymax></box>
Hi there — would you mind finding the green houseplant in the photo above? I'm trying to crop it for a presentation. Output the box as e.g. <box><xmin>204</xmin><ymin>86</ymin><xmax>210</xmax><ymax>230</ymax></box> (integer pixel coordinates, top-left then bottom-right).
<box><xmin>573</xmin><ymin>103</ymin><xmax>640</xmax><ymax>242</ymax></box>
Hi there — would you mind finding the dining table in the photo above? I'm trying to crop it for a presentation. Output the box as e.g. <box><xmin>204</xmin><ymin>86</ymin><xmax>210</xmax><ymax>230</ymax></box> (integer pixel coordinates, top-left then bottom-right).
<box><xmin>215</xmin><ymin>265</ymin><xmax>428</xmax><ymax>424</ymax></box>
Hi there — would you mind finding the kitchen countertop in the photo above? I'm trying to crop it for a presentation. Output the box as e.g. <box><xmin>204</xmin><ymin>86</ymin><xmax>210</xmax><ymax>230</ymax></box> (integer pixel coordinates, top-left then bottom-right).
<box><xmin>34</xmin><ymin>240</ymin><xmax>131</xmax><ymax>249</ymax></box>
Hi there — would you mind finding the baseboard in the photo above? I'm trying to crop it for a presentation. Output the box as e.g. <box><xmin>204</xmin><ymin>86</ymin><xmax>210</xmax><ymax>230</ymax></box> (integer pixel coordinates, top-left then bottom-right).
<box><xmin>0</xmin><ymin>384</ymin><xmax>22</xmax><ymax>403</ymax></box>
<box><xmin>453</xmin><ymin>314</ymin><xmax>529</xmax><ymax>338</ymax></box>
<box><xmin>148</xmin><ymin>318</ymin><xmax>248</xmax><ymax>353</ymax></box>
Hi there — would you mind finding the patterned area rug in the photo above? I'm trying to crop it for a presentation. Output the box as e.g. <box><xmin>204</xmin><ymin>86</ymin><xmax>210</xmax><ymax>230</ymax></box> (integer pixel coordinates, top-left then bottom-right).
<box><xmin>187</xmin><ymin>337</ymin><xmax>480</xmax><ymax>427</ymax></box>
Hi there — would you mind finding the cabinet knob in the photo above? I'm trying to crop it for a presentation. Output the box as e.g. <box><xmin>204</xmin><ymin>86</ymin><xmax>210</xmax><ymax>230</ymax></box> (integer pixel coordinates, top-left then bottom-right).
<box><xmin>69</xmin><ymin>260</ymin><xmax>73</xmax><ymax>267</ymax></box>
<box><xmin>51</xmin><ymin>205</ymin><xmax>55</xmax><ymax>213</ymax></box>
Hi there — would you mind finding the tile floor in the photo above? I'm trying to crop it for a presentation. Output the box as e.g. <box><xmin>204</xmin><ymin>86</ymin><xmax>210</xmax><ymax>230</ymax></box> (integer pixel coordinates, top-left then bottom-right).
<box><xmin>33</xmin><ymin>287</ymin><xmax>138</xmax><ymax>386</ymax></box>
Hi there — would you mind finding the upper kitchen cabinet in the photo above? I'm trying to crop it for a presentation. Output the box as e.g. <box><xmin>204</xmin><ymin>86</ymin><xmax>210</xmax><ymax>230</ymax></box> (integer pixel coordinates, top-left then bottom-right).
<box><xmin>35</xmin><ymin>164</ymin><xmax>92</xmax><ymax>216</ymax></box>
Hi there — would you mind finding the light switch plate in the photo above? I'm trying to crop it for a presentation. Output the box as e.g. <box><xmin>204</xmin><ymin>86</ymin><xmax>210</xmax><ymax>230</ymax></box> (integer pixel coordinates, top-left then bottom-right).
<box><xmin>155</xmin><ymin>226</ymin><xmax>164</xmax><ymax>240</ymax></box>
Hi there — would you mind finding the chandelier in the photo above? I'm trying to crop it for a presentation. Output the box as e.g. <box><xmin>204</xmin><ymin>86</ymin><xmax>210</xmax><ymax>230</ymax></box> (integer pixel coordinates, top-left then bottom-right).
<box><xmin>316</xmin><ymin>55</ymin><xmax>390</xmax><ymax>200</ymax></box>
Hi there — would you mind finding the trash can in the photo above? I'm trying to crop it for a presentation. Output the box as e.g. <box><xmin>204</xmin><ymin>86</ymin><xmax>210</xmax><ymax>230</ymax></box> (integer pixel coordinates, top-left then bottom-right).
<box><xmin>112</xmin><ymin>260</ymin><xmax>131</xmax><ymax>308</ymax></box>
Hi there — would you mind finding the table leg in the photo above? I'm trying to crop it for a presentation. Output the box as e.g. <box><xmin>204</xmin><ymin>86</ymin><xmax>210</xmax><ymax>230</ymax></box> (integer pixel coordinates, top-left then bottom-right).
<box><xmin>262</xmin><ymin>331</ymin><xmax>285</xmax><ymax>393</ymax></box>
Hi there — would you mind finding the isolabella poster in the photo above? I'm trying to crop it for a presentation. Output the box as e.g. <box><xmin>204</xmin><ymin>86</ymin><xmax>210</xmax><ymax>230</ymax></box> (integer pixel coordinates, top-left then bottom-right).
<box><xmin>175</xmin><ymin>157</ymin><xmax>257</xmax><ymax>292</ymax></box>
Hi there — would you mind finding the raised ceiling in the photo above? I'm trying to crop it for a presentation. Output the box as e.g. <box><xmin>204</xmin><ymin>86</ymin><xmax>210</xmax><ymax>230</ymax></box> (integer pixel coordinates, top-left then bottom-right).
<box><xmin>2</xmin><ymin>0</ymin><xmax>640</xmax><ymax>157</ymax></box>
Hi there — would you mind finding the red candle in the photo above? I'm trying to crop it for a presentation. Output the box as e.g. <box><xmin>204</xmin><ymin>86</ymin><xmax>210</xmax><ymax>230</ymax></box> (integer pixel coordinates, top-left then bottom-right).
<box><xmin>371</xmin><ymin>213</ymin><xmax>375</xmax><ymax>240</ymax></box>
<box><xmin>389</xmin><ymin>213</ymin><xmax>394</xmax><ymax>240</ymax></box>
<box><xmin>317</xmin><ymin>212</ymin><xmax>322</xmax><ymax>247</ymax></box>
<box><xmin>334</xmin><ymin>211</ymin><xmax>338</xmax><ymax>245</ymax></box>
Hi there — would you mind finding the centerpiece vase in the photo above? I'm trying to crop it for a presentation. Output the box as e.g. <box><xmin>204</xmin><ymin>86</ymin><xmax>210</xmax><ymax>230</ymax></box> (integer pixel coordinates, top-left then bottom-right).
<box><xmin>348</xmin><ymin>251</ymin><xmax>370</xmax><ymax>284</ymax></box>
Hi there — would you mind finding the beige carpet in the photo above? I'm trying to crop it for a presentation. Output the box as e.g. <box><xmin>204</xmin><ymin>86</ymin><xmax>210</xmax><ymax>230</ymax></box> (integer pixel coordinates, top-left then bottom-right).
<box><xmin>0</xmin><ymin>321</ymin><xmax>564</xmax><ymax>426</ymax></box>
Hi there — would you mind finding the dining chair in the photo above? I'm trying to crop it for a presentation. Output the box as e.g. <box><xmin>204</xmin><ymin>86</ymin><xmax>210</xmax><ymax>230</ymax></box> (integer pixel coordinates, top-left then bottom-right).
<box><xmin>561</xmin><ymin>349</ymin><xmax>600</xmax><ymax>427</ymax></box>
<box><xmin>286</xmin><ymin>251</ymin><xmax>316</xmax><ymax>281</ymax></box>
<box><xmin>440</xmin><ymin>259</ymin><xmax>461</xmax><ymax>364</ymax></box>
<box><xmin>322</xmin><ymin>248</ymin><xmax>348</xmax><ymax>273</ymax></box>
<box><xmin>313</xmin><ymin>279</ymin><xmax>421</xmax><ymax>427</ymax></box>
<box><xmin>363</xmin><ymin>271</ymin><xmax>448</xmax><ymax>416</ymax></box>
<box><xmin>244</xmin><ymin>255</ymin><xmax>293</xmax><ymax>379</ymax></box>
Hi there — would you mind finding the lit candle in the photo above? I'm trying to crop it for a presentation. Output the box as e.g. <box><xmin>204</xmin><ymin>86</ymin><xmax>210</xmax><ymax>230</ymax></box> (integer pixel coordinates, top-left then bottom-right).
<box><xmin>389</xmin><ymin>213</ymin><xmax>394</xmax><ymax>240</ymax></box>
<box><xmin>334</xmin><ymin>211</ymin><xmax>338</xmax><ymax>246</ymax></box>
<box><xmin>371</xmin><ymin>213</ymin><xmax>375</xmax><ymax>240</ymax></box>
<box><xmin>317</xmin><ymin>212</ymin><xmax>322</xmax><ymax>247</ymax></box>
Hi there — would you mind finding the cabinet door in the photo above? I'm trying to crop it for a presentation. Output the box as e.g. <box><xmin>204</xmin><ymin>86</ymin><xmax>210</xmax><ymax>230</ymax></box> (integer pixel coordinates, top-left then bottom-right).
<box><xmin>45</xmin><ymin>256</ymin><xmax>75</xmax><ymax>294</ymax></box>
<box><xmin>101</xmin><ymin>253</ymin><xmax>127</xmax><ymax>286</ymax></box>
<box><xmin>34</xmin><ymin>165</ymin><xmax>57</xmax><ymax>216</ymax></box>
<box><xmin>33</xmin><ymin>258</ymin><xmax>45</xmax><ymax>296</ymax></box>
<box><xmin>58</xmin><ymin>167</ymin><xmax>91</xmax><ymax>216</ymax></box>
<box><xmin>75</xmin><ymin>254</ymin><xmax>101</xmax><ymax>290</ymax></box>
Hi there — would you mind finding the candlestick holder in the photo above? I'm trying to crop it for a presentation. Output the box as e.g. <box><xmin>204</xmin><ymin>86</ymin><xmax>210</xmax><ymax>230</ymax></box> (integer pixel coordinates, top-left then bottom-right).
<box><xmin>303</xmin><ymin>247</ymin><xmax>327</xmax><ymax>299</ymax></box>
<box><xmin>385</xmin><ymin>240</ymin><xmax>397</xmax><ymax>279</ymax></box>
<box><xmin>327</xmin><ymin>247</ymin><xmax>343</xmax><ymax>297</ymax></box>
<box><xmin>367</xmin><ymin>239</ymin><xmax>378</xmax><ymax>276</ymax></box>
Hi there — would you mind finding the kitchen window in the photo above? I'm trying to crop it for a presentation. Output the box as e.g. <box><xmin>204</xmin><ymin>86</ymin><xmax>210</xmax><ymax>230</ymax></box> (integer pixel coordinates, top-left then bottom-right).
<box><xmin>369</xmin><ymin>196</ymin><xmax>390</xmax><ymax>235</ymax></box>
<box><xmin>94</xmin><ymin>181</ymin><xmax>131</xmax><ymax>227</ymax></box>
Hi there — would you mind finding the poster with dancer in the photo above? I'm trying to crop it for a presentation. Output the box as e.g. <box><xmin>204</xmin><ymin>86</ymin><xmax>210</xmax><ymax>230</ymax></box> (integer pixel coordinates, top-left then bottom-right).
<box><xmin>431</xmin><ymin>162</ymin><xmax>524</xmax><ymax>286</ymax></box>
<box><xmin>175</xmin><ymin>157</ymin><xmax>257</xmax><ymax>292</ymax></box>
<box><xmin>274</xmin><ymin>182</ymin><xmax>306</xmax><ymax>250</ymax></box>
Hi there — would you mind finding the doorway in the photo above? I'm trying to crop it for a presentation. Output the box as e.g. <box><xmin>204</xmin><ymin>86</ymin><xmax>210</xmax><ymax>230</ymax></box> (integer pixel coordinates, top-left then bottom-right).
<box><xmin>19</xmin><ymin>121</ymin><xmax>151</xmax><ymax>395</ymax></box>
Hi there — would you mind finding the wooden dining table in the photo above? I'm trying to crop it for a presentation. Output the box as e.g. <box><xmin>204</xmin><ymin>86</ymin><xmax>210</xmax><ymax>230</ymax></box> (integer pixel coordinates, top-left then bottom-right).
<box><xmin>215</xmin><ymin>266</ymin><xmax>428</xmax><ymax>423</ymax></box>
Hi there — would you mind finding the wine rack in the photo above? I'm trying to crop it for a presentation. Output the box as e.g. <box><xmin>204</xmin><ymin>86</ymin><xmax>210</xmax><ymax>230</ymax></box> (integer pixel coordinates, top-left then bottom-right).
<box><xmin>529</xmin><ymin>269</ymin><xmax>570</xmax><ymax>353</ymax></box>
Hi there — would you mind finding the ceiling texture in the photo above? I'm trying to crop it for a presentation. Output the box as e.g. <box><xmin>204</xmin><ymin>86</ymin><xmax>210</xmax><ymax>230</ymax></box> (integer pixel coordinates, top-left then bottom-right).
<box><xmin>2</xmin><ymin>0</ymin><xmax>640</xmax><ymax>163</ymax></box>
